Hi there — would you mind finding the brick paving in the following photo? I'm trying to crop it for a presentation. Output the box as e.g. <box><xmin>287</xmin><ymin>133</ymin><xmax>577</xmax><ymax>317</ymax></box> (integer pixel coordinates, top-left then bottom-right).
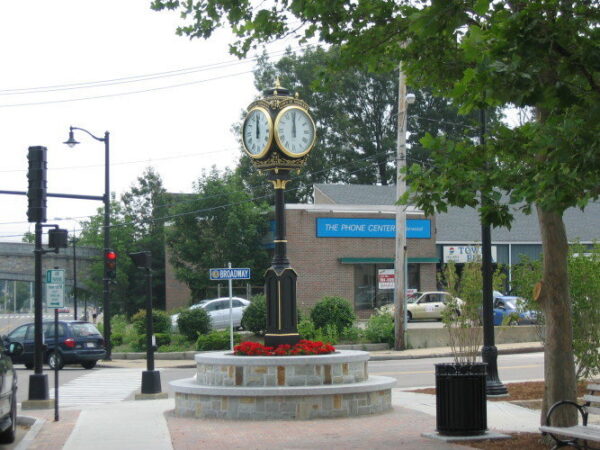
<box><xmin>165</xmin><ymin>404</ymin><xmax>473</xmax><ymax>450</ymax></box>
<box><xmin>25</xmin><ymin>409</ymin><xmax>80</xmax><ymax>450</ymax></box>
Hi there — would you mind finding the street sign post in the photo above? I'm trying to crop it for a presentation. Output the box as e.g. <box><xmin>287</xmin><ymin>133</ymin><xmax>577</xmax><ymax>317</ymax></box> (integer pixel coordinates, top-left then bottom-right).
<box><xmin>46</xmin><ymin>269</ymin><xmax>65</xmax><ymax>309</ymax></box>
<box><xmin>209</xmin><ymin>264</ymin><xmax>251</xmax><ymax>350</ymax></box>
<box><xmin>45</xmin><ymin>268</ymin><xmax>64</xmax><ymax>421</ymax></box>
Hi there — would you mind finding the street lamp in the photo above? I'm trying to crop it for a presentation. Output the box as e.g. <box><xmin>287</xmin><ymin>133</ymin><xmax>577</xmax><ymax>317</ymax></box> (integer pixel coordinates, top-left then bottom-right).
<box><xmin>64</xmin><ymin>126</ymin><xmax>112</xmax><ymax>359</ymax></box>
<box><xmin>394</xmin><ymin>65</ymin><xmax>415</xmax><ymax>350</ymax></box>
<box><xmin>479</xmin><ymin>109</ymin><xmax>507</xmax><ymax>396</ymax></box>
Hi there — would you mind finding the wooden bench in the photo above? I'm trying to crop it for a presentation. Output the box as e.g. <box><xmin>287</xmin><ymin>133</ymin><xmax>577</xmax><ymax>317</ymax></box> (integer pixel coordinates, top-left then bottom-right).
<box><xmin>540</xmin><ymin>383</ymin><xmax>600</xmax><ymax>449</ymax></box>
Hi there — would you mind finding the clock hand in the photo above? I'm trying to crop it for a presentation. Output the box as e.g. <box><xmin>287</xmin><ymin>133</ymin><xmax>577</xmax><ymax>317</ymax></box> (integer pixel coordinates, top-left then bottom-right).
<box><xmin>292</xmin><ymin>111</ymin><xmax>296</xmax><ymax>138</ymax></box>
<box><xmin>255</xmin><ymin>116</ymin><xmax>259</xmax><ymax>139</ymax></box>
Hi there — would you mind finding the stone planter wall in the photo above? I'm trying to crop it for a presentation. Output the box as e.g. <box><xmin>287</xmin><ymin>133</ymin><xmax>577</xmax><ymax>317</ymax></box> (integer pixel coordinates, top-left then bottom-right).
<box><xmin>171</xmin><ymin>350</ymin><xmax>395</xmax><ymax>420</ymax></box>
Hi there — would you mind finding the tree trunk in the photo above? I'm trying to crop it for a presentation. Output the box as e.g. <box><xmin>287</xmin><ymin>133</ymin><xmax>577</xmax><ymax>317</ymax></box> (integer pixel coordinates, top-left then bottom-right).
<box><xmin>536</xmin><ymin>206</ymin><xmax>577</xmax><ymax>427</ymax></box>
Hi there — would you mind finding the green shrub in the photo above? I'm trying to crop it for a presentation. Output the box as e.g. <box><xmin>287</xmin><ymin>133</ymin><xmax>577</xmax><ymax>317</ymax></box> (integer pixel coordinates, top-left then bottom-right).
<box><xmin>310</xmin><ymin>296</ymin><xmax>356</xmax><ymax>333</ymax></box>
<box><xmin>110</xmin><ymin>314</ymin><xmax>129</xmax><ymax>335</ymax></box>
<box><xmin>111</xmin><ymin>333</ymin><xmax>124</xmax><ymax>347</ymax></box>
<box><xmin>298</xmin><ymin>317</ymin><xmax>317</xmax><ymax>340</ymax></box>
<box><xmin>177</xmin><ymin>308</ymin><xmax>211</xmax><ymax>341</ymax></box>
<box><xmin>241</xmin><ymin>294</ymin><xmax>302</xmax><ymax>336</ymax></box>
<box><xmin>158</xmin><ymin>334</ymin><xmax>195</xmax><ymax>352</ymax></box>
<box><xmin>339</xmin><ymin>326</ymin><xmax>363</xmax><ymax>343</ymax></box>
<box><xmin>134</xmin><ymin>333</ymin><xmax>171</xmax><ymax>352</ymax></box>
<box><xmin>365</xmin><ymin>313</ymin><xmax>395</xmax><ymax>347</ymax></box>
<box><xmin>131</xmin><ymin>309</ymin><xmax>172</xmax><ymax>335</ymax></box>
<box><xmin>196</xmin><ymin>330</ymin><xmax>241</xmax><ymax>351</ymax></box>
<box><xmin>241</xmin><ymin>294</ymin><xmax>267</xmax><ymax>336</ymax></box>
<box><xmin>315</xmin><ymin>323</ymin><xmax>339</xmax><ymax>345</ymax></box>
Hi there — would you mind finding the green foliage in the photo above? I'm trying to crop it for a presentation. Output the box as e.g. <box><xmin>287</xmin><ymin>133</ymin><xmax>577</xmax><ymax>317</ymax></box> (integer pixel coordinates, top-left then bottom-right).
<box><xmin>512</xmin><ymin>244</ymin><xmax>600</xmax><ymax>379</ymax></box>
<box><xmin>364</xmin><ymin>313</ymin><xmax>395</xmax><ymax>347</ymax></box>
<box><xmin>134</xmin><ymin>333</ymin><xmax>171</xmax><ymax>352</ymax></box>
<box><xmin>339</xmin><ymin>326</ymin><xmax>363</xmax><ymax>343</ymax></box>
<box><xmin>131</xmin><ymin>309</ymin><xmax>172</xmax><ymax>335</ymax></box>
<box><xmin>241</xmin><ymin>294</ymin><xmax>267</xmax><ymax>336</ymax></box>
<box><xmin>310</xmin><ymin>296</ymin><xmax>356</xmax><ymax>334</ymax></box>
<box><xmin>166</xmin><ymin>168</ymin><xmax>270</xmax><ymax>300</ymax></box>
<box><xmin>297</xmin><ymin>317</ymin><xmax>317</xmax><ymax>341</ymax></box>
<box><xmin>195</xmin><ymin>330</ymin><xmax>242</xmax><ymax>351</ymax></box>
<box><xmin>440</xmin><ymin>262</ymin><xmax>498</xmax><ymax>365</ymax></box>
<box><xmin>297</xmin><ymin>318</ymin><xmax>338</xmax><ymax>344</ymax></box>
<box><xmin>77</xmin><ymin>168</ymin><xmax>168</xmax><ymax>316</ymax></box>
<box><xmin>177</xmin><ymin>307</ymin><xmax>211</xmax><ymax>341</ymax></box>
<box><xmin>111</xmin><ymin>333</ymin><xmax>124</xmax><ymax>347</ymax></box>
<box><xmin>158</xmin><ymin>334</ymin><xmax>195</xmax><ymax>352</ymax></box>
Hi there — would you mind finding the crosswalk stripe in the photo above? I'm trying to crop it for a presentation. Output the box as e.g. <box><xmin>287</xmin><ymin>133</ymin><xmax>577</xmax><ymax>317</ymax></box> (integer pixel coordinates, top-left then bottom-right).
<box><xmin>50</xmin><ymin>369</ymin><xmax>143</xmax><ymax>406</ymax></box>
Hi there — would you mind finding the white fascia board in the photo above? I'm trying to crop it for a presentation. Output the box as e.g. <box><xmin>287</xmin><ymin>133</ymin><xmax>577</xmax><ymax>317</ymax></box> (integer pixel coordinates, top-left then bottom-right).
<box><xmin>286</xmin><ymin>203</ymin><xmax>425</xmax><ymax>215</ymax></box>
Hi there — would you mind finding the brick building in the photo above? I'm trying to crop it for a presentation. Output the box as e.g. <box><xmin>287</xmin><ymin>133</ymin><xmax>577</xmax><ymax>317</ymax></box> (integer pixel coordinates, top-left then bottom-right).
<box><xmin>164</xmin><ymin>184</ymin><xmax>439</xmax><ymax>316</ymax></box>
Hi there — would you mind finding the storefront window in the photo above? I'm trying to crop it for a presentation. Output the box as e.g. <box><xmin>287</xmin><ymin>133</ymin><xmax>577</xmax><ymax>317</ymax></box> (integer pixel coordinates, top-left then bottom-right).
<box><xmin>354</xmin><ymin>263</ymin><xmax>421</xmax><ymax>311</ymax></box>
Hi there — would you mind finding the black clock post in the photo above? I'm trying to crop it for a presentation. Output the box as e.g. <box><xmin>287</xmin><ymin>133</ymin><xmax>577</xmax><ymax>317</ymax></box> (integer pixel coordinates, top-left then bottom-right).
<box><xmin>241</xmin><ymin>80</ymin><xmax>316</xmax><ymax>347</ymax></box>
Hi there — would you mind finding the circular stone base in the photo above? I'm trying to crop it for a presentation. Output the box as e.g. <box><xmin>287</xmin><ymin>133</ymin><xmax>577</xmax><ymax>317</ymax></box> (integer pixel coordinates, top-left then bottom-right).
<box><xmin>171</xmin><ymin>350</ymin><xmax>395</xmax><ymax>420</ymax></box>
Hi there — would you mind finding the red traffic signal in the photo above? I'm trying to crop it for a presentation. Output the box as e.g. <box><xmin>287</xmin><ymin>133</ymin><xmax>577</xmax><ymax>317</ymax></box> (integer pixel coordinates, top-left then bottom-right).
<box><xmin>105</xmin><ymin>250</ymin><xmax>117</xmax><ymax>279</ymax></box>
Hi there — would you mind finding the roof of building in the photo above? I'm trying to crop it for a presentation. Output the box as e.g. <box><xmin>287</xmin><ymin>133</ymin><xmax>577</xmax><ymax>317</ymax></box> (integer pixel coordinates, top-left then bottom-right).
<box><xmin>313</xmin><ymin>183</ymin><xmax>600</xmax><ymax>243</ymax></box>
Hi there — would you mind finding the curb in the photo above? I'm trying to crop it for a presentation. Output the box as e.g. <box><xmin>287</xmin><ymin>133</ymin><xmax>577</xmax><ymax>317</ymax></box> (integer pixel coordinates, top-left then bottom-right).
<box><xmin>369</xmin><ymin>345</ymin><xmax>543</xmax><ymax>361</ymax></box>
<box><xmin>107</xmin><ymin>344</ymin><xmax>542</xmax><ymax>363</ymax></box>
<box><xmin>14</xmin><ymin>415</ymin><xmax>45</xmax><ymax>450</ymax></box>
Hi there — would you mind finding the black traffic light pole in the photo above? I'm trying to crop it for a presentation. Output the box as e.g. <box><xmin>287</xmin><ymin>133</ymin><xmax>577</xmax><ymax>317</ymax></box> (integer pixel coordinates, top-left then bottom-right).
<box><xmin>26</xmin><ymin>147</ymin><xmax>69</xmax><ymax>403</ymax></box>
<box><xmin>129</xmin><ymin>251</ymin><xmax>162</xmax><ymax>396</ymax></box>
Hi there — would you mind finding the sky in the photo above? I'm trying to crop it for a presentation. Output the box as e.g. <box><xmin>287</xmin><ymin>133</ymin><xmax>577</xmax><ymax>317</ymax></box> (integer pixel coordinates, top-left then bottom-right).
<box><xmin>0</xmin><ymin>1</ymin><xmax>297</xmax><ymax>242</ymax></box>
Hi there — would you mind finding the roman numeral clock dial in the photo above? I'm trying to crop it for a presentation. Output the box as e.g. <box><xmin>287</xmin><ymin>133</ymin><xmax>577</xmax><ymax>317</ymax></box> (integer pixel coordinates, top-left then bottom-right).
<box><xmin>275</xmin><ymin>106</ymin><xmax>316</xmax><ymax>158</ymax></box>
<box><xmin>242</xmin><ymin>107</ymin><xmax>273</xmax><ymax>159</ymax></box>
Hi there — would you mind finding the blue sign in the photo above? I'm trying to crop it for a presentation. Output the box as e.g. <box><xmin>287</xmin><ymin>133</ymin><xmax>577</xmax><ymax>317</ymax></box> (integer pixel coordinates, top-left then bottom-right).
<box><xmin>316</xmin><ymin>218</ymin><xmax>431</xmax><ymax>239</ymax></box>
<box><xmin>209</xmin><ymin>268</ymin><xmax>251</xmax><ymax>280</ymax></box>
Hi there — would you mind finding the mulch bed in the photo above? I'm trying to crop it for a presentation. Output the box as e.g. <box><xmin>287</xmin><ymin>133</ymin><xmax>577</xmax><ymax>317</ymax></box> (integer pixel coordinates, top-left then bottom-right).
<box><xmin>410</xmin><ymin>380</ymin><xmax>589</xmax><ymax>401</ymax></box>
<box><xmin>409</xmin><ymin>381</ymin><xmax>591</xmax><ymax>449</ymax></box>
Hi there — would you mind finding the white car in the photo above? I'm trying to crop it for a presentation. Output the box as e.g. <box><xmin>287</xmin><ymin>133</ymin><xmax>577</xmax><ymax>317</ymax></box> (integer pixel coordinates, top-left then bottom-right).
<box><xmin>380</xmin><ymin>291</ymin><xmax>462</xmax><ymax>321</ymax></box>
<box><xmin>171</xmin><ymin>297</ymin><xmax>251</xmax><ymax>331</ymax></box>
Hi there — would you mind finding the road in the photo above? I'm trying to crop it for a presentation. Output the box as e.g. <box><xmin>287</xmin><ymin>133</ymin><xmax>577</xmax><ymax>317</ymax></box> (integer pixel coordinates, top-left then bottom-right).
<box><xmin>14</xmin><ymin>352</ymin><xmax>544</xmax><ymax>406</ymax></box>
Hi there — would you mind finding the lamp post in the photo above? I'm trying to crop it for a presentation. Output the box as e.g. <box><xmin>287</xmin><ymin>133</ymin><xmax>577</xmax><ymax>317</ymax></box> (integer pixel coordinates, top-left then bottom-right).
<box><xmin>129</xmin><ymin>251</ymin><xmax>164</xmax><ymax>397</ymax></box>
<box><xmin>394</xmin><ymin>65</ymin><xmax>416</xmax><ymax>350</ymax></box>
<box><xmin>64</xmin><ymin>126</ymin><xmax>112</xmax><ymax>359</ymax></box>
<box><xmin>479</xmin><ymin>109</ymin><xmax>507</xmax><ymax>396</ymax></box>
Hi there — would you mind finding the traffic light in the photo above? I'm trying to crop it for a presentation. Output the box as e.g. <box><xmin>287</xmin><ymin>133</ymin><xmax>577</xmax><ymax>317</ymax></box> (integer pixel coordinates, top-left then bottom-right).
<box><xmin>105</xmin><ymin>250</ymin><xmax>117</xmax><ymax>280</ymax></box>
<box><xmin>27</xmin><ymin>146</ymin><xmax>47</xmax><ymax>223</ymax></box>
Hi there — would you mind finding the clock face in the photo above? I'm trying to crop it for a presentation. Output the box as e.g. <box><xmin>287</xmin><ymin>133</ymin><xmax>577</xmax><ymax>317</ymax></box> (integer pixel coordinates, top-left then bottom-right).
<box><xmin>274</xmin><ymin>106</ymin><xmax>316</xmax><ymax>157</ymax></box>
<box><xmin>242</xmin><ymin>107</ymin><xmax>273</xmax><ymax>158</ymax></box>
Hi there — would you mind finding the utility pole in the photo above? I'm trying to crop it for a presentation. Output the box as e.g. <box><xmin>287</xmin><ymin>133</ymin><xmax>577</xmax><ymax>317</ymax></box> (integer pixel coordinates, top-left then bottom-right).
<box><xmin>394</xmin><ymin>65</ymin><xmax>408</xmax><ymax>350</ymax></box>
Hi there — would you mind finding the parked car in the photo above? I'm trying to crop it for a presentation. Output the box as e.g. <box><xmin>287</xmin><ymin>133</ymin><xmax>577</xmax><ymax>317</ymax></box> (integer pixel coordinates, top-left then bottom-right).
<box><xmin>171</xmin><ymin>297</ymin><xmax>251</xmax><ymax>331</ymax></box>
<box><xmin>492</xmin><ymin>294</ymin><xmax>537</xmax><ymax>325</ymax></box>
<box><xmin>2</xmin><ymin>320</ymin><xmax>106</xmax><ymax>370</ymax></box>
<box><xmin>0</xmin><ymin>340</ymin><xmax>22</xmax><ymax>444</ymax></box>
<box><xmin>380</xmin><ymin>291</ymin><xmax>462</xmax><ymax>321</ymax></box>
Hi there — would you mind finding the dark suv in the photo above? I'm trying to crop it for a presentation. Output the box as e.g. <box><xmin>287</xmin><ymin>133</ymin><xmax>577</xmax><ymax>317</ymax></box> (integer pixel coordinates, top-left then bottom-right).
<box><xmin>3</xmin><ymin>320</ymin><xmax>106</xmax><ymax>370</ymax></box>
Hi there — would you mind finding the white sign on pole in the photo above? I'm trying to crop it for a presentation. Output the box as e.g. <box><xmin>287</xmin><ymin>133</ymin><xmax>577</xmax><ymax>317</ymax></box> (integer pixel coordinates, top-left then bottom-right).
<box><xmin>378</xmin><ymin>269</ymin><xmax>395</xmax><ymax>289</ymax></box>
<box><xmin>443</xmin><ymin>245</ymin><xmax>497</xmax><ymax>263</ymax></box>
<box><xmin>46</xmin><ymin>269</ymin><xmax>65</xmax><ymax>308</ymax></box>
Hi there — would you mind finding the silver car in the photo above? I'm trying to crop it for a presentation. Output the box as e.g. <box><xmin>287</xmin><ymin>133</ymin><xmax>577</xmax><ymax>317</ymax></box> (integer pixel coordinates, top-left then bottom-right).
<box><xmin>171</xmin><ymin>297</ymin><xmax>250</xmax><ymax>331</ymax></box>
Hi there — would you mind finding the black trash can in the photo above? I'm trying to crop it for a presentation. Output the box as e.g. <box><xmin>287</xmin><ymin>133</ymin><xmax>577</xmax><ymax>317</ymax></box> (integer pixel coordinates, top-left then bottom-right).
<box><xmin>435</xmin><ymin>362</ymin><xmax>487</xmax><ymax>436</ymax></box>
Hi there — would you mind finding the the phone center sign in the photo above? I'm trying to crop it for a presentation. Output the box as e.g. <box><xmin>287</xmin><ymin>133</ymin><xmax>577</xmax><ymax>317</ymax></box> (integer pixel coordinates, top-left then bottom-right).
<box><xmin>316</xmin><ymin>218</ymin><xmax>431</xmax><ymax>239</ymax></box>
<box><xmin>443</xmin><ymin>245</ymin><xmax>497</xmax><ymax>263</ymax></box>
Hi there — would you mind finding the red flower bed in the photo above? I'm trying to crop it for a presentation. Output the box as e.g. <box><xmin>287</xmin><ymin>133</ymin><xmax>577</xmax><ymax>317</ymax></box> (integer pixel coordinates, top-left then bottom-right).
<box><xmin>233</xmin><ymin>340</ymin><xmax>335</xmax><ymax>356</ymax></box>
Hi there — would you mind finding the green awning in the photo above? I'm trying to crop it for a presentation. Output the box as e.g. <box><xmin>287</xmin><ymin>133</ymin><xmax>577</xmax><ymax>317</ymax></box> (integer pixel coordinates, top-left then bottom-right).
<box><xmin>339</xmin><ymin>257</ymin><xmax>439</xmax><ymax>264</ymax></box>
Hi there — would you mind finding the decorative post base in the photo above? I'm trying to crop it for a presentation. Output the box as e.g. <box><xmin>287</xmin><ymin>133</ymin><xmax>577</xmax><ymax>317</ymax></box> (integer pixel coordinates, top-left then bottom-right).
<box><xmin>264</xmin><ymin>267</ymin><xmax>300</xmax><ymax>347</ymax></box>
<box><xmin>482</xmin><ymin>345</ymin><xmax>508</xmax><ymax>396</ymax></box>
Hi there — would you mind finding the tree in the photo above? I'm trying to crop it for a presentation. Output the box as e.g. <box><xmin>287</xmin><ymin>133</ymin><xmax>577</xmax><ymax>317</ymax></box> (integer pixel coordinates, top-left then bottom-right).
<box><xmin>78</xmin><ymin>168</ymin><xmax>169</xmax><ymax>317</ymax></box>
<box><xmin>152</xmin><ymin>0</ymin><xmax>600</xmax><ymax>426</ymax></box>
<box><xmin>239</xmin><ymin>47</ymin><xmax>490</xmax><ymax>202</ymax></box>
<box><xmin>166</xmin><ymin>168</ymin><xmax>270</xmax><ymax>301</ymax></box>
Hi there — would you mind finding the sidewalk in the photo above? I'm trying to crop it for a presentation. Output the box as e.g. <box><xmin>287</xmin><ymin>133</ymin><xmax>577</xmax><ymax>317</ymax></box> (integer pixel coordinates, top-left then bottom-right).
<box><xmin>18</xmin><ymin>342</ymin><xmax>544</xmax><ymax>449</ymax></box>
